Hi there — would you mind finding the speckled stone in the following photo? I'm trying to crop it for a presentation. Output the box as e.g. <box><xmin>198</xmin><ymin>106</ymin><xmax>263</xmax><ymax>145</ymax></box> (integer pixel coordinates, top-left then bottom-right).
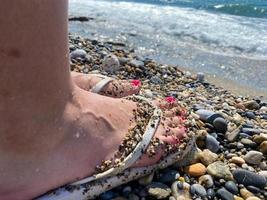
<box><xmin>146</xmin><ymin>182</ymin><xmax>171</xmax><ymax>199</ymax></box>
<box><xmin>198</xmin><ymin>174</ymin><xmax>214</xmax><ymax>188</ymax></box>
<box><xmin>244</xmin><ymin>151</ymin><xmax>263</xmax><ymax>165</ymax></box>
<box><xmin>207</xmin><ymin>161</ymin><xmax>233</xmax><ymax>180</ymax></box>
<box><xmin>198</xmin><ymin>149</ymin><xmax>218</xmax><ymax>166</ymax></box>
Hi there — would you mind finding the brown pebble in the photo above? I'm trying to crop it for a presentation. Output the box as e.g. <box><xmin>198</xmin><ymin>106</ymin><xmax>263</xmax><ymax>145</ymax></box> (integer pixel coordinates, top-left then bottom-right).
<box><xmin>187</xmin><ymin>163</ymin><xmax>207</xmax><ymax>177</ymax></box>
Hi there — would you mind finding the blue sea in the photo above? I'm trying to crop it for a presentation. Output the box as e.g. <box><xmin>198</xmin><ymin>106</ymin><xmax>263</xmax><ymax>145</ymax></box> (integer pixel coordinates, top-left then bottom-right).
<box><xmin>69</xmin><ymin>0</ymin><xmax>267</xmax><ymax>96</ymax></box>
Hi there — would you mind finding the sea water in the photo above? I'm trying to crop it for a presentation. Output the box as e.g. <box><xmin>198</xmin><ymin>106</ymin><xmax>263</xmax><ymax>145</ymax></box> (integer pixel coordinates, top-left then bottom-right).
<box><xmin>69</xmin><ymin>0</ymin><xmax>267</xmax><ymax>96</ymax></box>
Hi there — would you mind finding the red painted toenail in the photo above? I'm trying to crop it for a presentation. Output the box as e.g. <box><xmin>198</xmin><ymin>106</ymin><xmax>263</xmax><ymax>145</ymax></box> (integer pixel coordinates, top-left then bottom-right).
<box><xmin>131</xmin><ymin>80</ymin><xmax>142</xmax><ymax>87</ymax></box>
<box><xmin>165</xmin><ymin>96</ymin><xmax>176</xmax><ymax>104</ymax></box>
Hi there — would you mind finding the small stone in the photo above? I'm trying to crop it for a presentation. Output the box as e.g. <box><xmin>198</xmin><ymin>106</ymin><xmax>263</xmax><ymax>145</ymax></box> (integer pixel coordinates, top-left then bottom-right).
<box><xmin>213</xmin><ymin>117</ymin><xmax>228</xmax><ymax>133</ymax></box>
<box><xmin>70</xmin><ymin>49</ymin><xmax>87</xmax><ymax>59</ymax></box>
<box><xmin>225</xmin><ymin>181</ymin><xmax>239</xmax><ymax>195</ymax></box>
<box><xmin>226</xmin><ymin>126</ymin><xmax>241</xmax><ymax>142</ymax></box>
<box><xmin>129</xmin><ymin>59</ymin><xmax>144</xmax><ymax>68</ymax></box>
<box><xmin>229</xmin><ymin>157</ymin><xmax>245</xmax><ymax>166</ymax></box>
<box><xmin>240</xmin><ymin>188</ymin><xmax>254</xmax><ymax>199</ymax></box>
<box><xmin>171</xmin><ymin>181</ymin><xmax>191</xmax><ymax>200</ymax></box>
<box><xmin>234</xmin><ymin>196</ymin><xmax>244</xmax><ymax>200</ymax></box>
<box><xmin>242</xmin><ymin>128</ymin><xmax>261</xmax><ymax>135</ymax></box>
<box><xmin>206</xmin><ymin>134</ymin><xmax>220</xmax><ymax>153</ymax></box>
<box><xmin>242</xmin><ymin>100</ymin><xmax>260</xmax><ymax>110</ymax></box>
<box><xmin>246</xmin><ymin>186</ymin><xmax>261</xmax><ymax>194</ymax></box>
<box><xmin>199</xmin><ymin>174</ymin><xmax>214</xmax><ymax>188</ymax></box>
<box><xmin>128</xmin><ymin>193</ymin><xmax>139</xmax><ymax>200</ymax></box>
<box><xmin>207</xmin><ymin>188</ymin><xmax>215</xmax><ymax>199</ymax></box>
<box><xmin>246</xmin><ymin>197</ymin><xmax>261</xmax><ymax>200</ymax></box>
<box><xmin>138</xmin><ymin>173</ymin><xmax>154</xmax><ymax>186</ymax></box>
<box><xmin>157</xmin><ymin>170</ymin><xmax>180</xmax><ymax>183</ymax></box>
<box><xmin>196</xmin><ymin>110</ymin><xmax>215</xmax><ymax>122</ymax></box>
<box><xmin>244</xmin><ymin>151</ymin><xmax>263</xmax><ymax>165</ymax></box>
<box><xmin>198</xmin><ymin>149</ymin><xmax>218</xmax><ymax>166</ymax></box>
<box><xmin>197</xmin><ymin>72</ymin><xmax>205</xmax><ymax>82</ymax></box>
<box><xmin>245</xmin><ymin>112</ymin><xmax>256</xmax><ymax>119</ymax></box>
<box><xmin>241</xmin><ymin>138</ymin><xmax>257</xmax><ymax>148</ymax></box>
<box><xmin>258</xmin><ymin>170</ymin><xmax>267</xmax><ymax>178</ymax></box>
<box><xmin>102</xmin><ymin>54</ymin><xmax>121</xmax><ymax>73</ymax></box>
<box><xmin>260</xmin><ymin>141</ymin><xmax>267</xmax><ymax>154</ymax></box>
<box><xmin>100</xmin><ymin>191</ymin><xmax>115</xmax><ymax>200</ymax></box>
<box><xmin>216</xmin><ymin>188</ymin><xmax>234</xmax><ymax>200</ymax></box>
<box><xmin>233</xmin><ymin>169</ymin><xmax>267</xmax><ymax>188</ymax></box>
<box><xmin>150</xmin><ymin>76</ymin><xmax>163</xmax><ymax>84</ymax></box>
<box><xmin>190</xmin><ymin>184</ymin><xmax>207</xmax><ymax>197</ymax></box>
<box><xmin>207</xmin><ymin>161</ymin><xmax>233</xmax><ymax>180</ymax></box>
<box><xmin>253</xmin><ymin>133</ymin><xmax>267</xmax><ymax>144</ymax></box>
<box><xmin>146</xmin><ymin>182</ymin><xmax>171</xmax><ymax>199</ymax></box>
<box><xmin>187</xmin><ymin>163</ymin><xmax>207</xmax><ymax>177</ymax></box>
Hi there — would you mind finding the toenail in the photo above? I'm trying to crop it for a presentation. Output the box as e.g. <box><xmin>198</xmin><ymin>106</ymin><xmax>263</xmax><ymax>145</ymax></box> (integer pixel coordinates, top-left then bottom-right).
<box><xmin>165</xmin><ymin>96</ymin><xmax>176</xmax><ymax>104</ymax></box>
<box><xmin>131</xmin><ymin>79</ymin><xmax>141</xmax><ymax>87</ymax></box>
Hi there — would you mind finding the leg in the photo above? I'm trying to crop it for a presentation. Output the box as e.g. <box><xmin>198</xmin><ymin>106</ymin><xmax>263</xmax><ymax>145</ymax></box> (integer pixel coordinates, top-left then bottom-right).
<box><xmin>0</xmin><ymin>1</ymin><xmax>186</xmax><ymax>200</ymax></box>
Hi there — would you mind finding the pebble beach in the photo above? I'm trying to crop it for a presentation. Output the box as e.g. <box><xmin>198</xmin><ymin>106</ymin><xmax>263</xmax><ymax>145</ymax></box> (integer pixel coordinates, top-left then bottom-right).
<box><xmin>69</xmin><ymin>34</ymin><xmax>267</xmax><ymax>200</ymax></box>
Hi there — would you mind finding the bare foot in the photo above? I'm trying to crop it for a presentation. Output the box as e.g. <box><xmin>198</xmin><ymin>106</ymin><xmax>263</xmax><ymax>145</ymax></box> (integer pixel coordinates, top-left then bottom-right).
<box><xmin>72</xmin><ymin>71</ymin><xmax>141</xmax><ymax>98</ymax></box>
<box><xmin>0</xmin><ymin>85</ymin><xmax>186</xmax><ymax>200</ymax></box>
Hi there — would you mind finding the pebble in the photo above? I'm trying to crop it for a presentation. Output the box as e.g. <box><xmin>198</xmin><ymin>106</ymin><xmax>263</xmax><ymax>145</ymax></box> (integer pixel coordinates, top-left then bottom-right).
<box><xmin>129</xmin><ymin>59</ymin><xmax>144</xmax><ymax>68</ymax></box>
<box><xmin>207</xmin><ymin>188</ymin><xmax>215</xmax><ymax>199</ymax></box>
<box><xmin>102</xmin><ymin>54</ymin><xmax>121</xmax><ymax>73</ymax></box>
<box><xmin>171</xmin><ymin>181</ymin><xmax>191</xmax><ymax>200</ymax></box>
<box><xmin>253</xmin><ymin>133</ymin><xmax>267</xmax><ymax>144</ymax></box>
<box><xmin>198</xmin><ymin>149</ymin><xmax>218</xmax><ymax>166</ymax></box>
<box><xmin>240</xmin><ymin>188</ymin><xmax>254</xmax><ymax>199</ymax></box>
<box><xmin>198</xmin><ymin>174</ymin><xmax>214</xmax><ymax>188</ymax></box>
<box><xmin>242</xmin><ymin>128</ymin><xmax>261</xmax><ymax>135</ymax></box>
<box><xmin>242</xmin><ymin>100</ymin><xmax>260</xmax><ymax>110</ymax></box>
<box><xmin>229</xmin><ymin>157</ymin><xmax>246</xmax><ymax>165</ymax></box>
<box><xmin>260</xmin><ymin>141</ymin><xmax>267</xmax><ymax>154</ymax></box>
<box><xmin>128</xmin><ymin>193</ymin><xmax>140</xmax><ymax>200</ymax></box>
<box><xmin>226</xmin><ymin>127</ymin><xmax>241</xmax><ymax>142</ymax></box>
<box><xmin>225</xmin><ymin>181</ymin><xmax>239</xmax><ymax>195</ymax></box>
<box><xmin>206</xmin><ymin>134</ymin><xmax>220</xmax><ymax>153</ymax></box>
<box><xmin>258</xmin><ymin>170</ymin><xmax>267</xmax><ymax>178</ymax></box>
<box><xmin>100</xmin><ymin>191</ymin><xmax>115</xmax><ymax>200</ymax></box>
<box><xmin>190</xmin><ymin>184</ymin><xmax>207</xmax><ymax>197</ymax></box>
<box><xmin>150</xmin><ymin>75</ymin><xmax>163</xmax><ymax>84</ymax></box>
<box><xmin>233</xmin><ymin>169</ymin><xmax>267</xmax><ymax>188</ymax></box>
<box><xmin>70</xmin><ymin>49</ymin><xmax>87</xmax><ymax>59</ymax></box>
<box><xmin>245</xmin><ymin>112</ymin><xmax>256</xmax><ymax>119</ymax></box>
<box><xmin>213</xmin><ymin>117</ymin><xmax>228</xmax><ymax>133</ymax></box>
<box><xmin>207</xmin><ymin>161</ymin><xmax>233</xmax><ymax>180</ymax></box>
<box><xmin>216</xmin><ymin>188</ymin><xmax>234</xmax><ymax>200</ymax></box>
<box><xmin>246</xmin><ymin>197</ymin><xmax>261</xmax><ymax>200</ymax></box>
<box><xmin>234</xmin><ymin>196</ymin><xmax>244</xmax><ymax>200</ymax></box>
<box><xmin>146</xmin><ymin>182</ymin><xmax>171</xmax><ymax>199</ymax></box>
<box><xmin>187</xmin><ymin>163</ymin><xmax>206</xmax><ymax>177</ymax></box>
<box><xmin>241</xmin><ymin>138</ymin><xmax>257</xmax><ymax>148</ymax></box>
<box><xmin>197</xmin><ymin>72</ymin><xmax>205</xmax><ymax>82</ymax></box>
<box><xmin>246</xmin><ymin>185</ymin><xmax>261</xmax><ymax>194</ymax></box>
<box><xmin>157</xmin><ymin>170</ymin><xmax>180</xmax><ymax>183</ymax></box>
<box><xmin>244</xmin><ymin>151</ymin><xmax>263</xmax><ymax>165</ymax></box>
<box><xmin>196</xmin><ymin>109</ymin><xmax>215</xmax><ymax>121</ymax></box>
<box><xmin>138</xmin><ymin>173</ymin><xmax>154</xmax><ymax>186</ymax></box>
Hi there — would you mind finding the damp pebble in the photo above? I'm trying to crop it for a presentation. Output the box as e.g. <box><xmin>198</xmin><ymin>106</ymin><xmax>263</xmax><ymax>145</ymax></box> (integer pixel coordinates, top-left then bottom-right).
<box><xmin>146</xmin><ymin>182</ymin><xmax>171</xmax><ymax>199</ymax></box>
<box><xmin>213</xmin><ymin>117</ymin><xmax>228</xmax><ymax>133</ymax></box>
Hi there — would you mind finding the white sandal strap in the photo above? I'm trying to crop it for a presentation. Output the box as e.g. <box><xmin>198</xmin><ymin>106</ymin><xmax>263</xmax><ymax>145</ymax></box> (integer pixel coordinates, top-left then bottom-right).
<box><xmin>70</xmin><ymin>96</ymin><xmax>162</xmax><ymax>185</ymax></box>
<box><xmin>90</xmin><ymin>77</ymin><xmax>114</xmax><ymax>94</ymax></box>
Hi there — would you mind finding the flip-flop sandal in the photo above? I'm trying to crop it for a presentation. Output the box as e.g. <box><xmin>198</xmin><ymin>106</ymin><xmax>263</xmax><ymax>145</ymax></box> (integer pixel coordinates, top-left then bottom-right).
<box><xmin>89</xmin><ymin>74</ymin><xmax>115</xmax><ymax>94</ymax></box>
<box><xmin>36</xmin><ymin>96</ymin><xmax>196</xmax><ymax>200</ymax></box>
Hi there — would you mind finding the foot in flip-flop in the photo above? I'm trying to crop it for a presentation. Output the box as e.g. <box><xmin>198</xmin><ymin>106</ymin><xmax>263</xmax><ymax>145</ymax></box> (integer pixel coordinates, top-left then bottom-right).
<box><xmin>0</xmin><ymin>86</ymin><xmax>195</xmax><ymax>200</ymax></box>
<box><xmin>72</xmin><ymin>71</ymin><xmax>141</xmax><ymax>98</ymax></box>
